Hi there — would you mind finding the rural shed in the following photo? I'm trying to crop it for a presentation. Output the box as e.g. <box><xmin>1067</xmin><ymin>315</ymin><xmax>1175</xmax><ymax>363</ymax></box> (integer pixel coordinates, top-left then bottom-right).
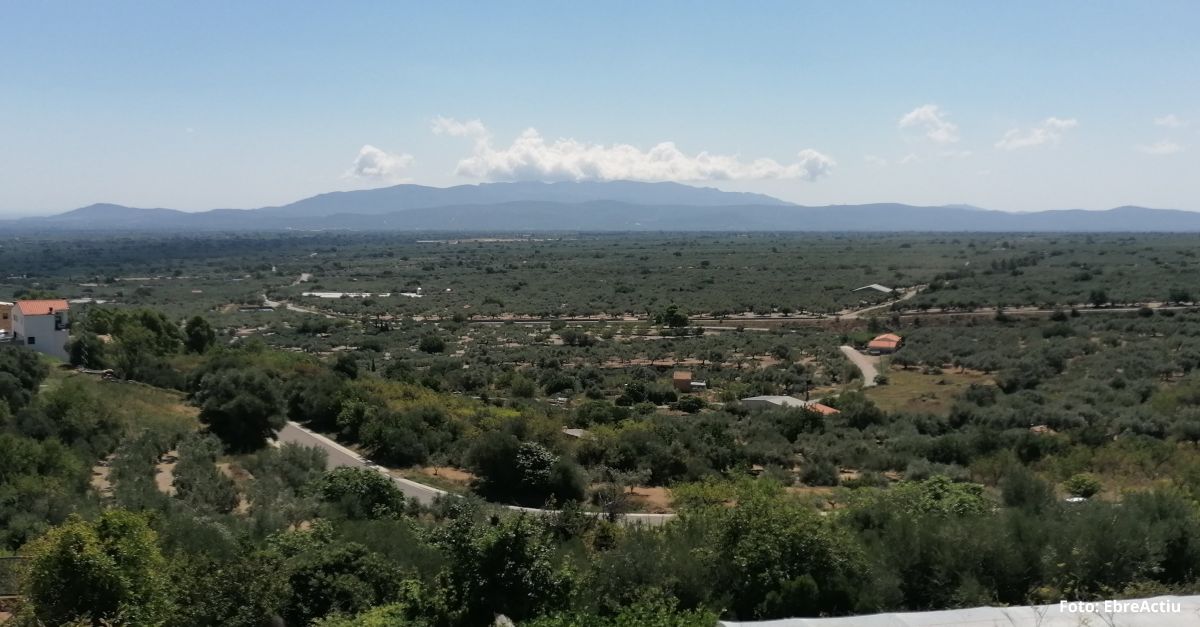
<box><xmin>805</xmin><ymin>402</ymin><xmax>840</xmax><ymax>416</ymax></box>
<box><xmin>672</xmin><ymin>370</ymin><xmax>693</xmax><ymax>392</ymax></box>
<box><xmin>867</xmin><ymin>333</ymin><xmax>902</xmax><ymax>354</ymax></box>
<box><xmin>720</xmin><ymin>595</ymin><xmax>1200</xmax><ymax>626</ymax></box>
<box><xmin>853</xmin><ymin>284</ymin><xmax>894</xmax><ymax>293</ymax></box>
<box><xmin>741</xmin><ymin>395</ymin><xmax>809</xmax><ymax>410</ymax></box>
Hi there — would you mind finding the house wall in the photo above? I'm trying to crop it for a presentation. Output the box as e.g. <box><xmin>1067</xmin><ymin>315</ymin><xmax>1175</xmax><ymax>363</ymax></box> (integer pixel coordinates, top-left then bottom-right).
<box><xmin>12</xmin><ymin>309</ymin><xmax>70</xmax><ymax>360</ymax></box>
<box><xmin>0</xmin><ymin>303</ymin><xmax>11</xmax><ymax>335</ymax></box>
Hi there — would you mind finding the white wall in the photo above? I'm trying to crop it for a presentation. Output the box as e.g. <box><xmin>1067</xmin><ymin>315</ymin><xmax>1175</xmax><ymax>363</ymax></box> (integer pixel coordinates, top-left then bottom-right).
<box><xmin>12</xmin><ymin>309</ymin><xmax>70</xmax><ymax>361</ymax></box>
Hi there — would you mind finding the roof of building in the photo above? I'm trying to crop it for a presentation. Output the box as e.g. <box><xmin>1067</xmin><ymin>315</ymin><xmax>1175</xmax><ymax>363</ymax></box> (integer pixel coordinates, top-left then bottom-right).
<box><xmin>868</xmin><ymin>333</ymin><xmax>903</xmax><ymax>350</ymax></box>
<box><xmin>742</xmin><ymin>395</ymin><xmax>808</xmax><ymax>408</ymax></box>
<box><xmin>853</xmin><ymin>284</ymin><xmax>894</xmax><ymax>293</ymax></box>
<box><xmin>16</xmin><ymin>299</ymin><xmax>70</xmax><ymax>316</ymax></box>
<box><xmin>672</xmin><ymin>370</ymin><xmax>692</xmax><ymax>379</ymax></box>
<box><xmin>805</xmin><ymin>402</ymin><xmax>841</xmax><ymax>415</ymax></box>
<box><xmin>560</xmin><ymin>427</ymin><xmax>592</xmax><ymax>439</ymax></box>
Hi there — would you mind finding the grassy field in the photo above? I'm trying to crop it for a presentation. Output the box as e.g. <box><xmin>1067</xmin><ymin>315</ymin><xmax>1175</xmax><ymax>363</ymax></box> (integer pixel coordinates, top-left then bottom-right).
<box><xmin>864</xmin><ymin>364</ymin><xmax>992</xmax><ymax>415</ymax></box>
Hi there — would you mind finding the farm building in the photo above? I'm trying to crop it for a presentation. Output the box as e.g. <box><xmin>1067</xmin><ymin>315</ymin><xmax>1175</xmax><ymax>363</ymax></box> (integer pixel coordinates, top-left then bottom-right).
<box><xmin>867</xmin><ymin>333</ymin><xmax>903</xmax><ymax>354</ymax></box>
<box><xmin>742</xmin><ymin>395</ymin><xmax>809</xmax><ymax>410</ymax></box>
<box><xmin>672</xmin><ymin>370</ymin><xmax>708</xmax><ymax>393</ymax></box>
<box><xmin>742</xmin><ymin>396</ymin><xmax>841</xmax><ymax>415</ymax></box>
<box><xmin>853</xmin><ymin>284</ymin><xmax>894</xmax><ymax>294</ymax></box>
<box><xmin>11</xmin><ymin>299</ymin><xmax>71</xmax><ymax>360</ymax></box>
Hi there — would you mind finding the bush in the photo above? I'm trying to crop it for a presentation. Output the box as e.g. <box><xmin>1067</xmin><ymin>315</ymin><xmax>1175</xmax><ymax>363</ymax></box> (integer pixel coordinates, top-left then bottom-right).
<box><xmin>417</xmin><ymin>335</ymin><xmax>446</xmax><ymax>354</ymax></box>
<box><xmin>318</xmin><ymin>467</ymin><xmax>407</xmax><ymax>519</ymax></box>
<box><xmin>1063</xmin><ymin>473</ymin><xmax>1102</xmax><ymax>498</ymax></box>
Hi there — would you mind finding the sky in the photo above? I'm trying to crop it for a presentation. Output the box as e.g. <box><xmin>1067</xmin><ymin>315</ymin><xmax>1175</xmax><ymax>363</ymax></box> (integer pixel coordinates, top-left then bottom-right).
<box><xmin>1</xmin><ymin>1</ymin><xmax>1197</xmax><ymax>216</ymax></box>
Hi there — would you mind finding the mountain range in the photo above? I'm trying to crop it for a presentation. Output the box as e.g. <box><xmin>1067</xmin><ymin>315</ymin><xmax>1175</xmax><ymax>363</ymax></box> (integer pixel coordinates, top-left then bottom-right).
<box><xmin>3</xmin><ymin>181</ymin><xmax>1199</xmax><ymax>232</ymax></box>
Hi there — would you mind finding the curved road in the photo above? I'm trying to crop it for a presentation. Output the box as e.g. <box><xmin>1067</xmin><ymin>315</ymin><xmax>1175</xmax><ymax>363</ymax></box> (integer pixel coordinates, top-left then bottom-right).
<box><xmin>277</xmin><ymin>421</ymin><xmax>674</xmax><ymax>526</ymax></box>
<box><xmin>839</xmin><ymin>346</ymin><xmax>880</xmax><ymax>387</ymax></box>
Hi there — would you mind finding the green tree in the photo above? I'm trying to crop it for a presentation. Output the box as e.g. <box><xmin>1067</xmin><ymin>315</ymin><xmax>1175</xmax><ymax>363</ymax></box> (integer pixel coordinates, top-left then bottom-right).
<box><xmin>195</xmin><ymin>369</ymin><xmax>284</xmax><ymax>452</ymax></box>
<box><xmin>1063</xmin><ymin>473</ymin><xmax>1102</xmax><ymax>498</ymax></box>
<box><xmin>68</xmin><ymin>331</ymin><xmax>109</xmax><ymax>369</ymax></box>
<box><xmin>318</xmin><ymin>467</ymin><xmax>407</xmax><ymax>520</ymax></box>
<box><xmin>434</xmin><ymin>506</ymin><xmax>572</xmax><ymax>624</ymax></box>
<box><xmin>173</xmin><ymin>433</ymin><xmax>240</xmax><ymax>514</ymax></box>
<box><xmin>654</xmin><ymin>304</ymin><xmax>689</xmax><ymax>328</ymax></box>
<box><xmin>417</xmin><ymin>335</ymin><xmax>446</xmax><ymax>354</ymax></box>
<box><xmin>22</xmin><ymin>510</ymin><xmax>170</xmax><ymax>626</ymax></box>
<box><xmin>281</xmin><ymin>541</ymin><xmax>405</xmax><ymax>625</ymax></box>
<box><xmin>184</xmin><ymin>315</ymin><xmax>217</xmax><ymax>354</ymax></box>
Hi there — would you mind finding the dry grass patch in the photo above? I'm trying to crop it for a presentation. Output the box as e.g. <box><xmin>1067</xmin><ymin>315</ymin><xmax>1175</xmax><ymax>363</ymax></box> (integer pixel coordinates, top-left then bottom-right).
<box><xmin>865</xmin><ymin>366</ymin><xmax>992</xmax><ymax>415</ymax></box>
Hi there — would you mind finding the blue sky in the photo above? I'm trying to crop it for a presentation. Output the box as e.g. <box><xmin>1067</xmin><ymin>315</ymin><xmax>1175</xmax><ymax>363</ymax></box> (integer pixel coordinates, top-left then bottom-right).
<box><xmin>1</xmin><ymin>1</ymin><xmax>1197</xmax><ymax>215</ymax></box>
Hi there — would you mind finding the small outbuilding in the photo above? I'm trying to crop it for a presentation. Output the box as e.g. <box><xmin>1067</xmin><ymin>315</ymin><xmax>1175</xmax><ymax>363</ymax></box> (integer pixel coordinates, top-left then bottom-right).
<box><xmin>741</xmin><ymin>395</ymin><xmax>809</xmax><ymax>410</ymax></box>
<box><xmin>805</xmin><ymin>402</ymin><xmax>841</xmax><ymax>416</ymax></box>
<box><xmin>853</xmin><ymin>284</ymin><xmax>894</xmax><ymax>294</ymax></box>
<box><xmin>672</xmin><ymin>370</ymin><xmax>693</xmax><ymax>393</ymax></box>
<box><xmin>867</xmin><ymin>333</ymin><xmax>903</xmax><ymax>354</ymax></box>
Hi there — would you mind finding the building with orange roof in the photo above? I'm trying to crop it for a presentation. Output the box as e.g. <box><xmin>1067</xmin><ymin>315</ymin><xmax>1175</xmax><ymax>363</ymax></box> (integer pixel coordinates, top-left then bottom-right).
<box><xmin>672</xmin><ymin>370</ymin><xmax>692</xmax><ymax>392</ymax></box>
<box><xmin>12</xmin><ymin>299</ymin><xmax>71</xmax><ymax>360</ymax></box>
<box><xmin>867</xmin><ymin>333</ymin><xmax>902</xmax><ymax>354</ymax></box>
<box><xmin>805</xmin><ymin>402</ymin><xmax>841</xmax><ymax>416</ymax></box>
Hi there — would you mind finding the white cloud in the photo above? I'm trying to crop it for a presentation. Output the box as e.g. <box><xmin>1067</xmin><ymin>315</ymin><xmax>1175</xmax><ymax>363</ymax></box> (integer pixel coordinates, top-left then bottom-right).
<box><xmin>994</xmin><ymin>117</ymin><xmax>1078</xmax><ymax>150</ymax></box>
<box><xmin>431</xmin><ymin>116</ymin><xmax>488</xmax><ymax>138</ymax></box>
<box><xmin>898</xmin><ymin>153</ymin><xmax>920</xmax><ymax>165</ymax></box>
<box><xmin>436</xmin><ymin>118</ymin><xmax>835</xmax><ymax>182</ymax></box>
<box><xmin>899</xmin><ymin>104</ymin><xmax>960</xmax><ymax>144</ymax></box>
<box><xmin>349</xmin><ymin>145</ymin><xmax>415</xmax><ymax>181</ymax></box>
<box><xmin>1154</xmin><ymin>114</ymin><xmax>1187</xmax><ymax>128</ymax></box>
<box><xmin>1138</xmin><ymin>139</ymin><xmax>1184</xmax><ymax>155</ymax></box>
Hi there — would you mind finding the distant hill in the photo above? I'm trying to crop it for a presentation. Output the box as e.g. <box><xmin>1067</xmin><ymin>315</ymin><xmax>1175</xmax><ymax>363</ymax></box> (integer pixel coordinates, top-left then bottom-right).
<box><xmin>254</xmin><ymin>180</ymin><xmax>793</xmax><ymax>217</ymax></box>
<box><xmin>5</xmin><ymin>181</ymin><xmax>1200</xmax><ymax>232</ymax></box>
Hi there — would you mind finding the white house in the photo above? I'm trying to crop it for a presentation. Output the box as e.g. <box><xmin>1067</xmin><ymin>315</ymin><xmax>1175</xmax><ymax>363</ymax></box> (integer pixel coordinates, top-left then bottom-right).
<box><xmin>12</xmin><ymin>299</ymin><xmax>71</xmax><ymax>360</ymax></box>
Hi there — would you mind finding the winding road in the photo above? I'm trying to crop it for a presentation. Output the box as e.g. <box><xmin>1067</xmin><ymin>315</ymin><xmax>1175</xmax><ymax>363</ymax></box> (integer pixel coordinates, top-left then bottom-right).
<box><xmin>839</xmin><ymin>346</ymin><xmax>880</xmax><ymax>387</ymax></box>
<box><xmin>276</xmin><ymin>421</ymin><xmax>675</xmax><ymax>526</ymax></box>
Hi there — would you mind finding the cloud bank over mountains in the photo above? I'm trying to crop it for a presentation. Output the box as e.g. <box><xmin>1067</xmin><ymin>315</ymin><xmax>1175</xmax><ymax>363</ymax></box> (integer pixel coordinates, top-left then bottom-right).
<box><xmin>432</xmin><ymin>117</ymin><xmax>836</xmax><ymax>183</ymax></box>
<box><xmin>351</xmin><ymin>108</ymin><xmax>1185</xmax><ymax>187</ymax></box>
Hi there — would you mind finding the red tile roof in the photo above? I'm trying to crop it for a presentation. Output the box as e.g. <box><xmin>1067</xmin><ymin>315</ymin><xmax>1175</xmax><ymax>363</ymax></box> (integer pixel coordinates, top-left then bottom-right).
<box><xmin>807</xmin><ymin>402</ymin><xmax>841</xmax><ymax>415</ymax></box>
<box><xmin>868</xmin><ymin>333</ymin><xmax>903</xmax><ymax>351</ymax></box>
<box><xmin>16</xmin><ymin>299</ymin><xmax>69</xmax><ymax>316</ymax></box>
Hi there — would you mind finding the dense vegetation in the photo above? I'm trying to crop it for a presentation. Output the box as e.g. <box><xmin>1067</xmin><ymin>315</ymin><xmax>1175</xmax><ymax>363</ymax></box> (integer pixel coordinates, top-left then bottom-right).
<box><xmin>3</xmin><ymin>232</ymin><xmax>1200</xmax><ymax>625</ymax></box>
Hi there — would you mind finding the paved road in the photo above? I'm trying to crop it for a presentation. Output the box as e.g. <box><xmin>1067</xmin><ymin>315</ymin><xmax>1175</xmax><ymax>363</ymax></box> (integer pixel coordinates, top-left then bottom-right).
<box><xmin>277</xmin><ymin>422</ymin><xmax>446</xmax><ymax>505</ymax></box>
<box><xmin>277</xmin><ymin>421</ymin><xmax>675</xmax><ymax>526</ymax></box>
<box><xmin>841</xmin><ymin>286</ymin><xmax>922</xmax><ymax>320</ymax></box>
<box><xmin>839</xmin><ymin>346</ymin><xmax>880</xmax><ymax>387</ymax></box>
